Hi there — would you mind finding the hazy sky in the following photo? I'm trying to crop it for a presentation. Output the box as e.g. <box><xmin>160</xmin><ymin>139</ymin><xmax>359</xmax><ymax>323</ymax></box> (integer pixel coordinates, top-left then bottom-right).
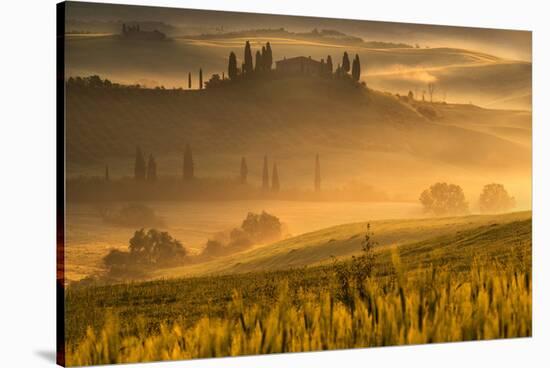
<box><xmin>66</xmin><ymin>1</ymin><xmax>531</xmax><ymax>61</ymax></box>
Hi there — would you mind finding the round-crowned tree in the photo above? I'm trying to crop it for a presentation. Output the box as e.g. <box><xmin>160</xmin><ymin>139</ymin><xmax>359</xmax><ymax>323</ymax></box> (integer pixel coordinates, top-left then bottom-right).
<box><xmin>419</xmin><ymin>182</ymin><xmax>469</xmax><ymax>216</ymax></box>
<box><xmin>479</xmin><ymin>183</ymin><xmax>516</xmax><ymax>213</ymax></box>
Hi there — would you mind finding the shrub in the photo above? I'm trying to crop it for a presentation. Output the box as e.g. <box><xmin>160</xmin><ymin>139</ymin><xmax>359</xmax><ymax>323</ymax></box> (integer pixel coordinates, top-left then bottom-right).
<box><xmin>104</xmin><ymin>229</ymin><xmax>187</xmax><ymax>272</ymax></box>
<box><xmin>333</xmin><ymin>224</ymin><xmax>377</xmax><ymax>309</ymax></box>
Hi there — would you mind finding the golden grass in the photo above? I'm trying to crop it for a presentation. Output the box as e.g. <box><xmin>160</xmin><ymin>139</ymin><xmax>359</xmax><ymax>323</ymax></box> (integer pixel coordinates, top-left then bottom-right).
<box><xmin>67</xmin><ymin>261</ymin><xmax>531</xmax><ymax>366</ymax></box>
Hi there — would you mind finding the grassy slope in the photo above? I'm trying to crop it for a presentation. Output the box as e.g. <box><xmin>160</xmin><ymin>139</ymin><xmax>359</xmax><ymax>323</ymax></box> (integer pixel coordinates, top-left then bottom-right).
<box><xmin>155</xmin><ymin>211</ymin><xmax>531</xmax><ymax>278</ymax></box>
<box><xmin>67</xmin><ymin>78</ymin><xmax>529</xmax><ymax>173</ymax></box>
<box><xmin>66</xmin><ymin>213</ymin><xmax>531</xmax><ymax>347</ymax></box>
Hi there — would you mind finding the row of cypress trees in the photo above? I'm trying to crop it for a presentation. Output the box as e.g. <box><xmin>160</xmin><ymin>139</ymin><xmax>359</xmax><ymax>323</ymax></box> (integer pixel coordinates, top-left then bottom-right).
<box><xmin>134</xmin><ymin>146</ymin><xmax>157</xmax><ymax>182</ymax></box>
<box><xmin>333</xmin><ymin>51</ymin><xmax>361</xmax><ymax>81</ymax></box>
<box><xmin>185</xmin><ymin>42</ymin><xmax>363</xmax><ymax>90</ymax></box>
<box><xmin>132</xmin><ymin>145</ymin><xmax>193</xmax><ymax>182</ymax></box>
<box><xmin>228</xmin><ymin>41</ymin><xmax>273</xmax><ymax>80</ymax></box>
<box><xmin>128</xmin><ymin>148</ymin><xmax>322</xmax><ymax>192</ymax></box>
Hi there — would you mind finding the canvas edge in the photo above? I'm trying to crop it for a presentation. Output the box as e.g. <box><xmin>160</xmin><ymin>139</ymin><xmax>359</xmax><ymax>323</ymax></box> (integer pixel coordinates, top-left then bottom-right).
<box><xmin>56</xmin><ymin>1</ymin><xmax>67</xmax><ymax>367</ymax></box>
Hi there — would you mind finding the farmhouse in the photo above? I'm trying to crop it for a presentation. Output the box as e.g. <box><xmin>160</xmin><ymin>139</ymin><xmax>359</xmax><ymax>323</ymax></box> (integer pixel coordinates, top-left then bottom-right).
<box><xmin>276</xmin><ymin>56</ymin><xmax>322</xmax><ymax>75</ymax></box>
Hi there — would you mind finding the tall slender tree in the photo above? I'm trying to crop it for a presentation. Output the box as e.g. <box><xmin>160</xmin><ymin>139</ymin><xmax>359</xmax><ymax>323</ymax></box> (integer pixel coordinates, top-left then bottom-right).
<box><xmin>271</xmin><ymin>163</ymin><xmax>280</xmax><ymax>192</ymax></box>
<box><xmin>199</xmin><ymin>69</ymin><xmax>203</xmax><ymax>89</ymax></box>
<box><xmin>183</xmin><ymin>144</ymin><xmax>194</xmax><ymax>181</ymax></box>
<box><xmin>314</xmin><ymin>154</ymin><xmax>321</xmax><ymax>192</ymax></box>
<box><xmin>326</xmin><ymin>55</ymin><xmax>333</xmax><ymax>76</ymax></box>
<box><xmin>262</xmin><ymin>155</ymin><xmax>269</xmax><ymax>191</ymax></box>
<box><xmin>134</xmin><ymin>146</ymin><xmax>146</xmax><ymax>181</ymax></box>
<box><xmin>147</xmin><ymin>154</ymin><xmax>157</xmax><ymax>182</ymax></box>
<box><xmin>255</xmin><ymin>50</ymin><xmax>263</xmax><ymax>73</ymax></box>
<box><xmin>261</xmin><ymin>46</ymin><xmax>266</xmax><ymax>70</ymax></box>
<box><xmin>105</xmin><ymin>164</ymin><xmax>110</xmax><ymax>182</ymax></box>
<box><xmin>265</xmin><ymin>42</ymin><xmax>273</xmax><ymax>71</ymax></box>
<box><xmin>188</xmin><ymin>72</ymin><xmax>191</xmax><ymax>89</ymax></box>
<box><xmin>244</xmin><ymin>41</ymin><xmax>253</xmax><ymax>75</ymax></box>
<box><xmin>342</xmin><ymin>52</ymin><xmax>350</xmax><ymax>74</ymax></box>
<box><xmin>351</xmin><ymin>54</ymin><xmax>361</xmax><ymax>82</ymax></box>
<box><xmin>240</xmin><ymin>157</ymin><xmax>248</xmax><ymax>184</ymax></box>
<box><xmin>228</xmin><ymin>51</ymin><xmax>238</xmax><ymax>80</ymax></box>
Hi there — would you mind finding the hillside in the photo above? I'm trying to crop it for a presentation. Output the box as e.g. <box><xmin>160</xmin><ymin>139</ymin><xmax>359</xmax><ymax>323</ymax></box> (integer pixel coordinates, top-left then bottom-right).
<box><xmin>153</xmin><ymin>211</ymin><xmax>531</xmax><ymax>278</ymax></box>
<box><xmin>67</xmin><ymin>212</ymin><xmax>531</xmax><ymax>350</ymax></box>
<box><xmin>66</xmin><ymin>77</ymin><xmax>531</xmax><ymax>203</ymax></box>
<box><xmin>65</xmin><ymin>34</ymin><xmax>531</xmax><ymax>109</ymax></box>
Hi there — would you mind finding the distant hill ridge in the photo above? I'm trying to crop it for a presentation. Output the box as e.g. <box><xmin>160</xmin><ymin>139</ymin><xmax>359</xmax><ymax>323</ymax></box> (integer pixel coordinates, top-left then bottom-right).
<box><xmin>186</xmin><ymin>28</ymin><xmax>413</xmax><ymax>48</ymax></box>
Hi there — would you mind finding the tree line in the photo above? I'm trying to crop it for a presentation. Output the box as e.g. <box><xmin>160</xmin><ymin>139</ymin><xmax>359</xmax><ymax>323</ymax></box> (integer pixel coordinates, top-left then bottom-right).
<box><xmin>104</xmin><ymin>146</ymin><xmax>324</xmax><ymax>193</ymax></box>
<box><xmin>419</xmin><ymin>182</ymin><xmax>517</xmax><ymax>215</ymax></box>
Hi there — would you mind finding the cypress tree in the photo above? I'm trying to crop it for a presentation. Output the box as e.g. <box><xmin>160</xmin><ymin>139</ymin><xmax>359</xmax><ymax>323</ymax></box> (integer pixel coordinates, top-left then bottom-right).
<box><xmin>342</xmin><ymin>52</ymin><xmax>350</xmax><ymax>74</ymax></box>
<box><xmin>147</xmin><ymin>154</ymin><xmax>157</xmax><ymax>182</ymax></box>
<box><xmin>244</xmin><ymin>41</ymin><xmax>253</xmax><ymax>75</ymax></box>
<box><xmin>271</xmin><ymin>163</ymin><xmax>280</xmax><ymax>192</ymax></box>
<box><xmin>255</xmin><ymin>50</ymin><xmax>263</xmax><ymax>73</ymax></box>
<box><xmin>188</xmin><ymin>72</ymin><xmax>191</xmax><ymax>89</ymax></box>
<box><xmin>326</xmin><ymin>55</ymin><xmax>333</xmax><ymax>76</ymax></box>
<box><xmin>265</xmin><ymin>42</ymin><xmax>273</xmax><ymax>71</ymax></box>
<box><xmin>228</xmin><ymin>51</ymin><xmax>238</xmax><ymax>80</ymax></box>
<box><xmin>262</xmin><ymin>155</ymin><xmax>269</xmax><ymax>191</ymax></box>
<box><xmin>240</xmin><ymin>157</ymin><xmax>248</xmax><ymax>184</ymax></box>
<box><xmin>183</xmin><ymin>144</ymin><xmax>194</xmax><ymax>181</ymax></box>
<box><xmin>261</xmin><ymin>46</ymin><xmax>266</xmax><ymax>70</ymax></box>
<box><xmin>199</xmin><ymin>69</ymin><xmax>203</xmax><ymax>89</ymax></box>
<box><xmin>352</xmin><ymin>54</ymin><xmax>361</xmax><ymax>82</ymax></box>
<box><xmin>314</xmin><ymin>154</ymin><xmax>321</xmax><ymax>192</ymax></box>
<box><xmin>105</xmin><ymin>164</ymin><xmax>110</xmax><ymax>182</ymax></box>
<box><xmin>134</xmin><ymin>146</ymin><xmax>146</xmax><ymax>181</ymax></box>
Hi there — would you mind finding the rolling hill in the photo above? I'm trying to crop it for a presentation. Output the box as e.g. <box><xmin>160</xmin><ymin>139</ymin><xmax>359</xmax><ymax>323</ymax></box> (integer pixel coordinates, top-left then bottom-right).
<box><xmin>153</xmin><ymin>211</ymin><xmax>531</xmax><ymax>279</ymax></box>
<box><xmin>66</xmin><ymin>76</ymin><xmax>531</xmax><ymax>204</ymax></box>
<box><xmin>65</xmin><ymin>33</ymin><xmax>531</xmax><ymax>110</ymax></box>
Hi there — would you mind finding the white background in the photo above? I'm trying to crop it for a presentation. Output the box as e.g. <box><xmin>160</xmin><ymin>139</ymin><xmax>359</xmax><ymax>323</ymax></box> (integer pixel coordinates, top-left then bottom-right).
<box><xmin>0</xmin><ymin>0</ymin><xmax>548</xmax><ymax>367</ymax></box>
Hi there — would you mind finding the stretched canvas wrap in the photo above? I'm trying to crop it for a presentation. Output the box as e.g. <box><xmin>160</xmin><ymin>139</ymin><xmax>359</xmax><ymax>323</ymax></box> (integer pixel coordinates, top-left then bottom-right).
<box><xmin>56</xmin><ymin>1</ymin><xmax>532</xmax><ymax>366</ymax></box>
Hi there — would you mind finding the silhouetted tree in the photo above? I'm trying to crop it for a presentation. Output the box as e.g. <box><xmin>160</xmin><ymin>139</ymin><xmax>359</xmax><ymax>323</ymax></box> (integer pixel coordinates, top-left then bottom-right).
<box><xmin>240</xmin><ymin>157</ymin><xmax>248</xmax><ymax>184</ymax></box>
<box><xmin>188</xmin><ymin>72</ymin><xmax>191</xmax><ymax>89</ymax></box>
<box><xmin>265</xmin><ymin>42</ymin><xmax>273</xmax><ymax>71</ymax></box>
<box><xmin>262</xmin><ymin>155</ymin><xmax>269</xmax><ymax>191</ymax></box>
<box><xmin>255</xmin><ymin>50</ymin><xmax>263</xmax><ymax>73</ymax></box>
<box><xmin>199</xmin><ymin>69</ymin><xmax>203</xmax><ymax>89</ymax></box>
<box><xmin>326</xmin><ymin>55</ymin><xmax>333</xmax><ymax>75</ymax></box>
<box><xmin>479</xmin><ymin>183</ymin><xmax>516</xmax><ymax>213</ymax></box>
<box><xmin>314</xmin><ymin>154</ymin><xmax>321</xmax><ymax>192</ymax></box>
<box><xmin>244</xmin><ymin>41</ymin><xmax>253</xmax><ymax>75</ymax></box>
<box><xmin>342</xmin><ymin>52</ymin><xmax>350</xmax><ymax>74</ymax></box>
<box><xmin>228</xmin><ymin>51</ymin><xmax>238</xmax><ymax>80</ymax></box>
<box><xmin>271</xmin><ymin>163</ymin><xmax>280</xmax><ymax>192</ymax></box>
<box><xmin>183</xmin><ymin>144</ymin><xmax>194</xmax><ymax>181</ymax></box>
<box><xmin>427</xmin><ymin>83</ymin><xmax>435</xmax><ymax>103</ymax></box>
<box><xmin>336</xmin><ymin>63</ymin><xmax>343</xmax><ymax>79</ymax></box>
<box><xmin>105</xmin><ymin>164</ymin><xmax>110</xmax><ymax>182</ymax></box>
<box><xmin>261</xmin><ymin>46</ymin><xmax>266</xmax><ymax>71</ymax></box>
<box><xmin>408</xmin><ymin>90</ymin><xmax>414</xmax><ymax>100</ymax></box>
<box><xmin>351</xmin><ymin>54</ymin><xmax>361</xmax><ymax>82</ymax></box>
<box><xmin>147</xmin><ymin>154</ymin><xmax>157</xmax><ymax>182</ymax></box>
<box><xmin>134</xmin><ymin>146</ymin><xmax>146</xmax><ymax>181</ymax></box>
